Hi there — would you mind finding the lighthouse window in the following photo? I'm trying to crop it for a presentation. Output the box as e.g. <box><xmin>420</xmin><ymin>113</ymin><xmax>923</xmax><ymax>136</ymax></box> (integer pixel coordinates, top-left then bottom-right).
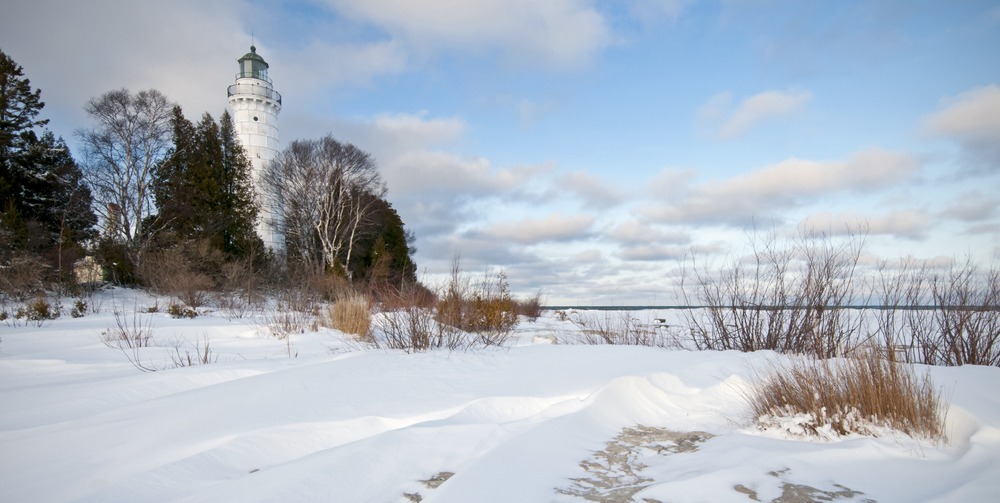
<box><xmin>253</xmin><ymin>116</ymin><xmax>258</xmax><ymax>121</ymax></box>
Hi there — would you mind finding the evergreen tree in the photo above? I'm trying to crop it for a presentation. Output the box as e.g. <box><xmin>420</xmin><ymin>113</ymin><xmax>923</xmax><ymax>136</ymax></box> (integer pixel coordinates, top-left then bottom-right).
<box><xmin>0</xmin><ymin>50</ymin><xmax>47</xmax><ymax>154</ymax></box>
<box><xmin>153</xmin><ymin>107</ymin><xmax>261</xmax><ymax>263</ymax></box>
<box><xmin>351</xmin><ymin>196</ymin><xmax>416</xmax><ymax>285</ymax></box>
<box><xmin>217</xmin><ymin>110</ymin><xmax>261</xmax><ymax>260</ymax></box>
<box><xmin>0</xmin><ymin>50</ymin><xmax>96</xmax><ymax>281</ymax></box>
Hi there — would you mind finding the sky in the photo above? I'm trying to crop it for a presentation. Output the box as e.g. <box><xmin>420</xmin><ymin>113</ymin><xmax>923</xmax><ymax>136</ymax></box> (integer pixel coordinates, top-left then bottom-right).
<box><xmin>2</xmin><ymin>0</ymin><xmax>999</xmax><ymax>304</ymax></box>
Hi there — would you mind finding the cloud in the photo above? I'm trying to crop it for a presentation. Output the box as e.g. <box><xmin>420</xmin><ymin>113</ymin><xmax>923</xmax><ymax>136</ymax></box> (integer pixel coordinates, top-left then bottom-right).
<box><xmin>480</xmin><ymin>212</ymin><xmax>595</xmax><ymax>245</ymax></box>
<box><xmin>642</xmin><ymin>149</ymin><xmax>922</xmax><ymax>226</ymax></box>
<box><xmin>798</xmin><ymin>210</ymin><xmax>928</xmax><ymax>238</ymax></box>
<box><xmin>322</xmin><ymin>0</ymin><xmax>611</xmax><ymax>66</ymax></box>
<box><xmin>618</xmin><ymin>243</ymin><xmax>686</xmax><ymax>261</ymax></box>
<box><xmin>554</xmin><ymin>170</ymin><xmax>626</xmax><ymax>209</ymax></box>
<box><xmin>574</xmin><ymin>249</ymin><xmax>602</xmax><ymax>263</ymax></box>
<box><xmin>0</xmin><ymin>0</ymin><xmax>250</xmax><ymax>138</ymax></box>
<box><xmin>940</xmin><ymin>190</ymin><xmax>999</xmax><ymax>222</ymax></box>
<box><xmin>705</xmin><ymin>89</ymin><xmax>813</xmax><ymax>140</ymax></box>
<box><xmin>645</xmin><ymin>167</ymin><xmax>698</xmax><ymax>198</ymax></box>
<box><xmin>922</xmin><ymin>84</ymin><xmax>1000</xmax><ymax>170</ymax></box>
<box><xmin>609</xmin><ymin>220</ymin><xmax>689</xmax><ymax>245</ymax></box>
<box><xmin>385</xmin><ymin>150</ymin><xmax>545</xmax><ymax>196</ymax></box>
<box><xmin>278</xmin><ymin>40</ymin><xmax>409</xmax><ymax>93</ymax></box>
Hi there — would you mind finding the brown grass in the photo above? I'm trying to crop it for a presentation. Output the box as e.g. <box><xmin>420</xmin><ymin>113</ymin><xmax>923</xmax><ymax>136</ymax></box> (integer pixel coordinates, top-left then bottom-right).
<box><xmin>745</xmin><ymin>350</ymin><xmax>948</xmax><ymax>442</ymax></box>
<box><xmin>324</xmin><ymin>292</ymin><xmax>372</xmax><ymax>340</ymax></box>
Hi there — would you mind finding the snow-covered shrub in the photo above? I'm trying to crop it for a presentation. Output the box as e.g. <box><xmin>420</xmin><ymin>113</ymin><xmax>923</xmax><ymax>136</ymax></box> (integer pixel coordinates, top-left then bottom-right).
<box><xmin>744</xmin><ymin>350</ymin><xmax>947</xmax><ymax>442</ymax></box>
<box><xmin>167</xmin><ymin>302</ymin><xmax>198</xmax><ymax>319</ymax></box>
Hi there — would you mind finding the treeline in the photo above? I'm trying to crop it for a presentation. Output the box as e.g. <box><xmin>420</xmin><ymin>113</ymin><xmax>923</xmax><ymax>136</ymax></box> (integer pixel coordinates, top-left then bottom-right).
<box><xmin>0</xmin><ymin>49</ymin><xmax>416</xmax><ymax>305</ymax></box>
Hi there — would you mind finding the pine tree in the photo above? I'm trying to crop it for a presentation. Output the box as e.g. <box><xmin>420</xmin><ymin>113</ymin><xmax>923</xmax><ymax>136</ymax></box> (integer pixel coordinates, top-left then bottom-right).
<box><xmin>217</xmin><ymin>110</ymin><xmax>261</xmax><ymax>260</ymax></box>
<box><xmin>0</xmin><ymin>50</ymin><xmax>48</xmax><ymax>153</ymax></box>
<box><xmin>0</xmin><ymin>50</ymin><xmax>96</xmax><ymax>281</ymax></box>
<box><xmin>351</xmin><ymin>196</ymin><xmax>416</xmax><ymax>285</ymax></box>
<box><xmin>152</xmin><ymin>108</ymin><xmax>261</xmax><ymax>263</ymax></box>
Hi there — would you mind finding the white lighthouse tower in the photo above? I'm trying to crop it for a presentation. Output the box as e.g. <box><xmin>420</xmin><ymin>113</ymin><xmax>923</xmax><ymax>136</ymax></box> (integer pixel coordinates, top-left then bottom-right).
<box><xmin>227</xmin><ymin>45</ymin><xmax>283</xmax><ymax>252</ymax></box>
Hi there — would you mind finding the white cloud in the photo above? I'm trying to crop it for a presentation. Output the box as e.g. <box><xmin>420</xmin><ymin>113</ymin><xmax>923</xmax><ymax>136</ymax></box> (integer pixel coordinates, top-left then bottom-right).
<box><xmin>609</xmin><ymin>220</ymin><xmax>688</xmax><ymax>245</ymax></box>
<box><xmin>699</xmin><ymin>89</ymin><xmax>812</xmax><ymax>141</ymax></box>
<box><xmin>697</xmin><ymin>92</ymin><xmax>733</xmax><ymax>122</ymax></box>
<box><xmin>923</xmin><ymin>84</ymin><xmax>1000</xmax><ymax>169</ymax></box>
<box><xmin>323</xmin><ymin>0</ymin><xmax>611</xmax><ymax>66</ymax></box>
<box><xmin>369</xmin><ymin>112</ymin><xmax>466</xmax><ymax>153</ymax></box>
<box><xmin>384</xmin><ymin>150</ymin><xmax>544</xmax><ymax>196</ymax></box>
<box><xmin>642</xmin><ymin>149</ymin><xmax>922</xmax><ymax>225</ymax></box>
<box><xmin>798</xmin><ymin>210</ymin><xmax>928</xmax><ymax>238</ymax></box>
<box><xmin>618</xmin><ymin>243</ymin><xmax>685</xmax><ymax>261</ymax></box>
<box><xmin>715</xmin><ymin>89</ymin><xmax>813</xmax><ymax>140</ymax></box>
<box><xmin>574</xmin><ymin>249</ymin><xmax>602</xmax><ymax>263</ymax></box>
<box><xmin>940</xmin><ymin>191</ymin><xmax>999</xmax><ymax>222</ymax></box>
<box><xmin>482</xmin><ymin>212</ymin><xmax>595</xmax><ymax>245</ymax></box>
<box><xmin>279</xmin><ymin>40</ymin><xmax>409</xmax><ymax>93</ymax></box>
<box><xmin>555</xmin><ymin>170</ymin><xmax>626</xmax><ymax>209</ymax></box>
<box><xmin>0</xmin><ymin>0</ymin><xmax>250</xmax><ymax>138</ymax></box>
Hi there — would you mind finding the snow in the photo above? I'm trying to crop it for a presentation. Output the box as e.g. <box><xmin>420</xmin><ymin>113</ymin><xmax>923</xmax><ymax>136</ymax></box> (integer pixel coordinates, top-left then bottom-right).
<box><xmin>1</xmin><ymin>289</ymin><xmax>999</xmax><ymax>502</ymax></box>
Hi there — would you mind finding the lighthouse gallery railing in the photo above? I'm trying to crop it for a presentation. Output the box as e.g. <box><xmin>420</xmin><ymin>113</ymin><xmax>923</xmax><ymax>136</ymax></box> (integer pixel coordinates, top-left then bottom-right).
<box><xmin>227</xmin><ymin>83</ymin><xmax>282</xmax><ymax>105</ymax></box>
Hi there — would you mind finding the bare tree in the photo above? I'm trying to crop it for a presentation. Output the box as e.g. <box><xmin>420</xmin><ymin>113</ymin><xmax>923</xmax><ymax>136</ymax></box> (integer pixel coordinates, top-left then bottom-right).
<box><xmin>264</xmin><ymin>135</ymin><xmax>386</xmax><ymax>275</ymax></box>
<box><xmin>77</xmin><ymin>89</ymin><xmax>172</xmax><ymax>257</ymax></box>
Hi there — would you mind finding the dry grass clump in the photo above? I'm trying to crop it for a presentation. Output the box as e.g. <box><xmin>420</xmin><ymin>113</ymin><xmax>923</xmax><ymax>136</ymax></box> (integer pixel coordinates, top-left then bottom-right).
<box><xmin>324</xmin><ymin>292</ymin><xmax>372</xmax><ymax>340</ymax></box>
<box><xmin>745</xmin><ymin>350</ymin><xmax>947</xmax><ymax>442</ymax></box>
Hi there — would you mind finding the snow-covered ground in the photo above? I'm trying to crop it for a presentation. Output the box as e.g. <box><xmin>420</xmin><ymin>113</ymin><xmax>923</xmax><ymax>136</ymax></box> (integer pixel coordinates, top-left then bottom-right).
<box><xmin>1</xmin><ymin>288</ymin><xmax>998</xmax><ymax>503</ymax></box>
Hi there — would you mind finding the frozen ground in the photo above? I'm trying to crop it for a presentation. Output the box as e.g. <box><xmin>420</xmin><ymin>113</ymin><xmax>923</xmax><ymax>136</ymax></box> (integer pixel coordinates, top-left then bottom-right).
<box><xmin>1</xmin><ymin>288</ymin><xmax>999</xmax><ymax>503</ymax></box>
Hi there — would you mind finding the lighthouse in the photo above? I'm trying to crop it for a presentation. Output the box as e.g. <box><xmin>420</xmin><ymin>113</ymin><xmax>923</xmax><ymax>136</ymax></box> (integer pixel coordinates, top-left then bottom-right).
<box><xmin>227</xmin><ymin>45</ymin><xmax>283</xmax><ymax>252</ymax></box>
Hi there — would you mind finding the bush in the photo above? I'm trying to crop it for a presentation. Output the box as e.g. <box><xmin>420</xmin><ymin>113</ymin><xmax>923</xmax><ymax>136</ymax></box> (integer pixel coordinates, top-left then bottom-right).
<box><xmin>167</xmin><ymin>303</ymin><xmax>198</xmax><ymax>319</ymax></box>
<box><xmin>136</xmin><ymin>245</ymin><xmax>213</xmax><ymax>307</ymax></box>
<box><xmin>930</xmin><ymin>259</ymin><xmax>1000</xmax><ymax>366</ymax></box>
<box><xmin>434</xmin><ymin>259</ymin><xmax>518</xmax><ymax>346</ymax></box>
<box><xmin>514</xmin><ymin>291</ymin><xmax>544</xmax><ymax>321</ymax></box>
<box><xmin>744</xmin><ymin>350</ymin><xmax>947</xmax><ymax>442</ymax></box>
<box><xmin>365</xmin><ymin>282</ymin><xmax>463</xmax><ymax>352</ymax></box>
<box><xmin>681</xmin><ymin>227</ymin><xmax>868</xmax><ymax>358</ymax></box>
<box><xmin>25</xmin><ymin>296</ymin><xmax>58</xmax><ymax>322</ymax></box>
<box><xmin>71</xmin><ymin>299</ymin><xmax>87</xmax><ymax>318</ymax></box>
<box><xmin>101</xmin><ymin>303</ymin><xmax>157</xmax><ymax>372</ymax></box>
<box><xmin>0</xmin><ymin>253</ymin><xmax>46</xmax><ymax>302</ymax></box>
